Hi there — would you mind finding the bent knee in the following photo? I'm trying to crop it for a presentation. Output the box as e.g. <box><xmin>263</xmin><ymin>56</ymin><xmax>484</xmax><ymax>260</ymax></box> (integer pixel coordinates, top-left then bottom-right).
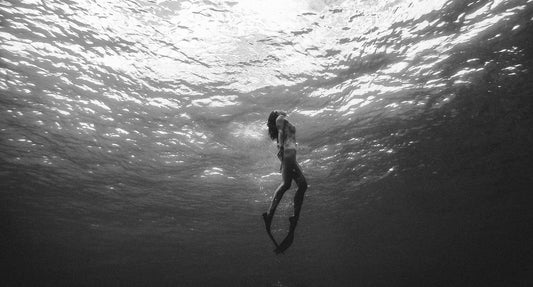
<box><xmin>297</xmin><ymin>180</ymin><xmax>307</xmax><ymax>191</ymax></box>
<box><xmin>280</xmin><ymin>181</ymin><xmax>292</xmax><ymax>190</ymax></box>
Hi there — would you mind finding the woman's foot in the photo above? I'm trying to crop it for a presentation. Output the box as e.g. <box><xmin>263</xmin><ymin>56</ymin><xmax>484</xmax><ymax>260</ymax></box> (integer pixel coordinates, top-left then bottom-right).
<box><xmin>274</xmin><ymin>217</ymin><xmax>298</xmax><ymax>254</ymax></box>
<box><xmin>275</xmin><ymin>230</ymin><xmax>294</xmax><ymax>254</ymax></box>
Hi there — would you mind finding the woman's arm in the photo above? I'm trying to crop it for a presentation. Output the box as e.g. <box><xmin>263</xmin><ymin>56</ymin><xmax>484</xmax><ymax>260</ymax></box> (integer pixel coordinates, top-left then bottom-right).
<box><xmin>276</xmin><ymin>115</ymin><xmax>285</xmax><ymax>160</ymax></box>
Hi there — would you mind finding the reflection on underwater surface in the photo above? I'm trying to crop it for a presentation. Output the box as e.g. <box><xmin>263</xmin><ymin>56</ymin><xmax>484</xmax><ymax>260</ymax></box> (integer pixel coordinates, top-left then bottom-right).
<box><xmin>1</xmin><ymin>0</ymin><xmax>533</xmax><ymax>286</ymax></box>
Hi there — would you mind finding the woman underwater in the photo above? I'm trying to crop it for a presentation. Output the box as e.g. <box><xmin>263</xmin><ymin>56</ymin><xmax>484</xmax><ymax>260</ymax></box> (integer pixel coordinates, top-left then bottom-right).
<box><xmin>262</xmin><ymin>110</ymin><xmax>308</xmax><ymax>254</ymax></box>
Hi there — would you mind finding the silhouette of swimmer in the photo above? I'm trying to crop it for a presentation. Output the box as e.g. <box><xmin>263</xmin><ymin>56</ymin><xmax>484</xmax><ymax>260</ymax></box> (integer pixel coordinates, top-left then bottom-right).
<box><xmin>262</xmin><ymin>110</ymin><xmax>308</xmax><ymax>254</ymax></box>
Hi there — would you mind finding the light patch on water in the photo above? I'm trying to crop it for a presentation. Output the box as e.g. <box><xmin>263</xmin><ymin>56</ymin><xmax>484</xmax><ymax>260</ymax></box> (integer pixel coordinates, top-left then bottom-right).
<box><xmin>261</xmin><ymin>172</ymin><xmax>279</xmax><ymax>179</ymax></box>
<box><xmin>17</xmin><ymin>138</ymin><xmax>32</xmax><ymax>143</ymax></box>
<box><xmin>406</xmin><ymin>35</ymin><xmax>451</xmax><ymax>59</ymax></box>
<box><xmin>53</xmin><ymin>121</ymin><xmax>63</xmax><ymax>130</ymax></box>
<box><xmin>465</xmin><ymin>1</ymin><xmax>492</xmax><ymax>21</ymax></box>
<box><xmin>79</xmin><ymin>75</ymin><xmax>104</xmax><ymax>88</ymax></box>
<box><xmin>83</xmin><ymin>107</ymin><xmax>96</xmax><ymax>114</ymax></box>
<box><xmin>79</xmin><ymin>122</ymin><xmax>95</xmax><ymax>132</ymax></box>
<box><xmin>450</xmin><ymin>67</ymin><xmax>485</xmax><ymax>84</ymax></box>
<box><xmin>90</xmin><ymin>99</ymin><xmax>111</xmax><ymax>111</ymax></box>
<box><xmin>235</xmin><ymin>0</ymin><xmax>310</xmax><ymax>32</ymax></box>
<box><xmin>44</xmin><ymin>92</ymin><xmax>72</xmax><ymax>102</ymax></box>
<box><xmin>456</xmin><ymin>8</ymin><xmax>510</xmax><ymax>45</ymax></box>
<box><xmin>201</xmin><ymin>167</ymin><xmax>225</xmax><ymax>178</ymax></box>
<box><xmin>386</xmin><ymin>103</ymin><xmax>400</xmax><ymax>109</ymax></box>
<box><xmin>296</xmin><ymin>107</ymin><xmax>332</xmax><ymax>117</ymax></box>
<box><xmin>101</xmin><ymin>55</ymin><xmax>138</xmax><ymax>74</ymax></box>
<box><xmin>116</xmin><ymin>128</ymin><xmax>129</xmax><ymax>135</ymax></box>
<box><xmin>230</xmin><ymin>121</ymin><xmax>264</xmax><ymax>141</ymax></box>
<box><xmin>338</xmin><ymin>98</ymin><xmax>365</xmax><ymax>112</ymax></box>
<box><xmin>147</xmin><ymin>97</ymin><xmax>181</xmax><ymax>109</ymax></box>
<box><xmin>192</xmin><ymin>95</ymin><xmax>238</xmax><ymax>108</ymax></box>
<box><xmin>384</xmin><ymin>61</ymin><xmax>409</xmax><ymax>74</ymax></box>
<box><xmin>51</xmin><ymin>107</ymin><xmax>71</xmax><ymax>116</ymax></box>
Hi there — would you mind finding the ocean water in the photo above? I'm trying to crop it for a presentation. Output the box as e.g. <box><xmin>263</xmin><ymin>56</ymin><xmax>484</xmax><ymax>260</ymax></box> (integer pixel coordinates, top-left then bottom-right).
<box><xmin>1</xmin><ymin>0</ymin><xmax>533</xmax><ymax>286</ymax></box>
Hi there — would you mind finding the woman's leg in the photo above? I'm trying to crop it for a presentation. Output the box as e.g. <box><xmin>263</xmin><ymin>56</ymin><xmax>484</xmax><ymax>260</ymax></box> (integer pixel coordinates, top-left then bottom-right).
<box><xmin>274</xmin><ymin>162</ymin><xmax>306</xmax><ymax>254</ymax></box>
<box><xmin>266</xmin><ymin>163</ymin><xmax>292</xmax><ymax>220</ymax></box>
<box><xmin>292</xmin><ymin>162</ymin><xmax>307</xmax><ymax>223</ymax></box>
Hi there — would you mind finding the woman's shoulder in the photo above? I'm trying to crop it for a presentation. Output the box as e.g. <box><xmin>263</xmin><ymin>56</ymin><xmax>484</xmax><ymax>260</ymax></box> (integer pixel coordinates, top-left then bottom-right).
<box><xmin>275</xmin><ymin>114</ymin><xmax>286</xmax><ymax>126</ymax></box>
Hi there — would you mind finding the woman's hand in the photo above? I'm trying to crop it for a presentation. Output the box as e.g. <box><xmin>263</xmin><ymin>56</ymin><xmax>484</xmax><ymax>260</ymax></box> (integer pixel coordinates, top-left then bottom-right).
<box><xmin>277</xmin><ymin>147</ymin><xmax>284</xmax><ymax>172</ymax></box>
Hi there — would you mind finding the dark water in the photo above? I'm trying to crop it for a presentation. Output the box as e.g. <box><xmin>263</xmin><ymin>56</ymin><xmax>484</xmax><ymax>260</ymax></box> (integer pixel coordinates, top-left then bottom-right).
<box><xmin>2</xmin><ymin>0</ymin><xmax>533</xmax><ymax>286</ymax></box>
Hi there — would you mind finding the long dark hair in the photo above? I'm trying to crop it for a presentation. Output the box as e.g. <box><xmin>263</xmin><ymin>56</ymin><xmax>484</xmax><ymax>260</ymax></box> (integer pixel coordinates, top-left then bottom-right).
<box><xmin>267</xmin><ymin>111</ymin><xmax>280</xmax><ymax>141</ymax></box>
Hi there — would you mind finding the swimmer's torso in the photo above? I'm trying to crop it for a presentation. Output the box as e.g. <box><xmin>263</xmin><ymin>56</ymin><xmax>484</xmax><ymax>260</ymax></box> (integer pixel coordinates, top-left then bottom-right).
<box><xmin>280</xmin><ymin>117</ymin><xmax>297</xmax><ymax>150</ymax></box>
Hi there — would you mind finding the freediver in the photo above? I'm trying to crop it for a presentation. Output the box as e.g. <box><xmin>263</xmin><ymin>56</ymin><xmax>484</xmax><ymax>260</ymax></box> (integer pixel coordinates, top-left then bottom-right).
<box><xmin>262</xmin><ymin>110</ymin><xmax>308</xmax><ymax>254</ymax></box>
